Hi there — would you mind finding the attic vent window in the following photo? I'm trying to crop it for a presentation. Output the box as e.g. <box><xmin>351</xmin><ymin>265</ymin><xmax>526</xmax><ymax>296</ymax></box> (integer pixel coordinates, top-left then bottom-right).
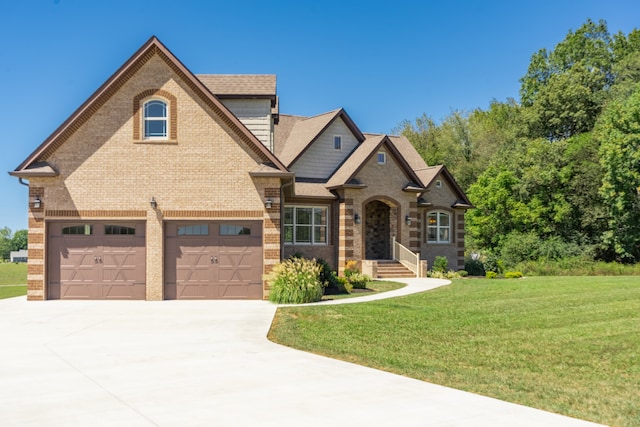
<box><xmin>334</xmin><ymin>135</ymin><xmax>342</xmax><ymax>150</ymax></box>
<box><xmin>144</xmin><ymin>100</ymin><xmax>168</xmax><ymax>139</ymax></box>
<box><xmin>435</xmin><ymin>180</ymin><xmax>442</xmax><ymax>189</ymax></box>
<box><xmin>377</xmin><ymin>151</ymin><xmax>386</xmax><ymax>164</ymax></box>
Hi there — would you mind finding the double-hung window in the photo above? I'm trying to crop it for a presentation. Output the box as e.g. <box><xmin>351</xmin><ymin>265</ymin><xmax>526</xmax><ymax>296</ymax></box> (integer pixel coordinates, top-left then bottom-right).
<box><xmin>284</xmin><ymin>206</ymin><xmax>328</xmax><ymax>245</ymax></box>
<box><xmin>143</xmin><ymin>100</ymin><xmax>168</xmax><ymax>139</ymax></box>
<box><xmin>426</xmin><ymin>211</ymin><xmax>450</xmax><ymax>243</ymax></box>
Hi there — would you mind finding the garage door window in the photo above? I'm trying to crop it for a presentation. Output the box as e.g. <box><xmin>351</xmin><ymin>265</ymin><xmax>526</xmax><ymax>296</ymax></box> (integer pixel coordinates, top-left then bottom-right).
<box><xmin>105</xmin><ymin>225</ymin><xmax>136</xmax><ymax>235</ymax></box>
<box><xmin>178</xmin><ymin>224</ymin><xmax>209</xmax><ymax>236</ymax></box>
<box><xmin>62</xmin><ymin>225</ymin><xmax>93</xmax><ymax>235</ymax></box>
<box><xmin>220</xmin><ymin>224</ymin><xmax>251</xmax><ymax>235</ymax></box>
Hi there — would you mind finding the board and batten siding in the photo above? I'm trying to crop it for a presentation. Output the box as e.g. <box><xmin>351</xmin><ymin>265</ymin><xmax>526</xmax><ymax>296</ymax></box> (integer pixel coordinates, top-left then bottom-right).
<box><xmin>290</xmin><ymin>119</ymin><xmax>359</xmax><ymax>179</ymax></box>
<box><xmin>220</xmin><ymin>99</ymin><xmax>273</xmax><ymax>151</ymax></box>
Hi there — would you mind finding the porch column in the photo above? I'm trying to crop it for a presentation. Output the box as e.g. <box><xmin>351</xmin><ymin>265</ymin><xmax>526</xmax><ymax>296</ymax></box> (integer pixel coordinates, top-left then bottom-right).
<box><xmin>27</xmin><ymin>186</ymin><xmax>45</xmax><ymax>300</ymax></box>
<box><xmin>338</xmin><ymin>198</ymin><xmax>354</xmax><ymax>276</ymax></box>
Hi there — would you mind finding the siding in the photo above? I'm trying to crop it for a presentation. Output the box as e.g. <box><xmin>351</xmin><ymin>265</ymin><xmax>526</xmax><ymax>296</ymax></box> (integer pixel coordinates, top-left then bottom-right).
<box><xmin>220</xmin><ymin>99</ymin><xmax>272</xmax><ymax>151</ymax></box>
<box><xmin>291</xmin><ymin>119</ymin><xmax>359</xmax><ymax>179</ymax></box>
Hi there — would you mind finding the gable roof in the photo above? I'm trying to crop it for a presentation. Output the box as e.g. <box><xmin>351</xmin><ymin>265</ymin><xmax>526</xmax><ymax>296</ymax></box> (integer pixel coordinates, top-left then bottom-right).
<box><xmin>11</xmin><ymin>36</ymin><xmax>288</xmax><ymax>176</ymax></box>
<box><xmin>416</xmin><ymin>165</ymin><xmax>473</xmax><ymax>208</ymax></box>
<box><xmin>326</xmin><ymin>134</ymin><xmax>423</xmax><ymax>190</ymax></box>
<box><xmin>276</xmin><ymin>109</ymin><xmax>365</xmax><ymax>167</ymax></box>
<box><xmin>197</xmin><ymin>74</ymin><xmax>276</xmax><ymax>97</ymax></box>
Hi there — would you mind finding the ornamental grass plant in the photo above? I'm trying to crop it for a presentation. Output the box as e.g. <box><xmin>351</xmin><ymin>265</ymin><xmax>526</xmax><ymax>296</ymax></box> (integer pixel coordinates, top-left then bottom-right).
<box><xmin>266</xmin><ymin>257</ymin><xmax>323</xmax><ymax>304</ymax></box>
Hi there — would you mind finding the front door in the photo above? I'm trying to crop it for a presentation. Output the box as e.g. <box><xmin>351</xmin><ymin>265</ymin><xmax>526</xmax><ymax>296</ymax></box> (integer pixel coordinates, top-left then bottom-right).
<box><xmin>365</xmin><ymin>200</ymin><xmax>391</xmax><ymax>259</ymax></box>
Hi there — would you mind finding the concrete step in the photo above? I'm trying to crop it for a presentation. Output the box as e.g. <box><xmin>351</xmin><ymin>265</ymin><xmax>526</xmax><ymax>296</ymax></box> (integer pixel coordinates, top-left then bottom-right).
<box><xmin>374</xmin><ymin>261</ymin><xmax>416</xmax><ymax>278</ymax></box>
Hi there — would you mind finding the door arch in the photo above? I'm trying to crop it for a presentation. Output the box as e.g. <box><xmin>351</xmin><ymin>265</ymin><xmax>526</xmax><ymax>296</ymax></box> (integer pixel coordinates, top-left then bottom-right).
<box><xmin>364</xmin><ymin>199</ymin><xmax>396</xmax><ymax>259</ymax></box>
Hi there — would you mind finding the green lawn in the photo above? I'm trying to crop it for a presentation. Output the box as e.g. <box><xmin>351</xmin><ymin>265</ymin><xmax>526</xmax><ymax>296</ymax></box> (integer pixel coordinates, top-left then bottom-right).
<box><xmin>0</xmin><ymin>263</ymin><xmax>28</xmax><ymax>299</ymax></box>
<box><xmin>268</xmin><ymin>276</ymin><xmax>640</xmax><ymax>427</ymax></box>
<box><xmin>321</xmin><ymin>280</ymin><xmax>405</xmax><ymax>301</ymax></box>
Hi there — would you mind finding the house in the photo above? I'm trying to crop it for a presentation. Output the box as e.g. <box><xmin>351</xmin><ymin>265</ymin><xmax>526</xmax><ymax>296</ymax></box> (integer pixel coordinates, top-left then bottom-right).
<box><xmin>10</xmin><ymin>249</ymin><xmax>28</xmax><ymax>263</ymax></box>
<box><xmin>10</xmin><ymin>37</ymin><xmax>472</xmax><ymax>301</ymax></box>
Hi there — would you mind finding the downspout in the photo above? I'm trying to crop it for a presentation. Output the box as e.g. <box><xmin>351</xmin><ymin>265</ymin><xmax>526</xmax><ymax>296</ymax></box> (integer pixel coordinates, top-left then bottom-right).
<box><xmin>18</xmin><ymin>177</ymin><xmax>29</xmax><ymax>186</ymax></box>
<box><xmin>279</xmin><ymin>177</ymin><xmax>294</xmax><ymax>261</ymax></box>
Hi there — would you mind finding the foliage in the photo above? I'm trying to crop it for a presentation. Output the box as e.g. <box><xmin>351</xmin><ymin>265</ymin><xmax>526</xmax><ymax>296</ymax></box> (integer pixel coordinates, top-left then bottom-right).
<box><xmin>596</xmin><ymin>84</ymin><xmax>640</xmax><ymax>262</ymax></box>
<box><xmin>316</xmin><ymin>258</ymin><xmax>339</xmax><ymax>292</ymax></box>
<box><xmin>482</xmin><ymin>253</ymin><xmax>504</xmax><ymax>274</ymax></box>
<box><xmin>514</xmin><ymin>258</ymin><xmax>640</xmax><ymax>276</ymax></box>
<box><xmin>499</xmin><ymin>231</ymin><xmax>586</xmax><ymax>268</ymax></box>
<box><xmin>485</xmin><ymin>271</ymin><xmax>498</xmax><ymax>279</ymax></box>
<box><xmin>0</xmin><ymin>227</ymin><xmax>28</xmax><ymax>261</ymax></box>
<box><xmin>504</xmin><ymin>271</ymin><xmax>523</xmax><ymax>279</ymax></box>
<box><xmin>347</xmin><ymin>272</ymin><xmax>371</xmax><ymax>289</ymax></box>
<box><xmin>432</xmin><ymin>256</ymin><xmax>448</xmax><ymax>273</ymax></box>
<box><xmin>269</xmin><ymin>276</ymin><xmax>640</xmax><ymax>426</ymax></box>
<box><xmin>266</xmin><ymin>257</ymin><xmax>323</xmax><ymax>304</ymax></box>
<box><xmin>428</xmin><ymin>270</ymin><xmax>465</xmax><ymax>279</ymax></box>
<box><xmin>335</xmin><ymin>276</ymin><xmax>353</xmax><ymax>294</ymax></box>
<box><xmin>464</xmin><ymin>256</ymin><xmax>485</xmax><ymax>276</ymax></box>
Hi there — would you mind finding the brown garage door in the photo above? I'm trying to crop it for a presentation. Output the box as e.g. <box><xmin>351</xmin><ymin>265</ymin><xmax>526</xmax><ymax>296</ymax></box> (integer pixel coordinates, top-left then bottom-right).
<box><xmin>48</xmin><ymin>222</ymin><xmax>146</xmax><ymax>299</ymax></box>
<box><xmin>164</xmin><ymin>221</ymin><xmax>263</xmax><ymax>299</ymax></box>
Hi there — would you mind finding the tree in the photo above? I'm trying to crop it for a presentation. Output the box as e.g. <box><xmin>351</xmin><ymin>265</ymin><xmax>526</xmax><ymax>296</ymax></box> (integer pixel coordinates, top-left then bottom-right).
<box><xmin>11</xmin><ymin>230</ymin><xmax>28</xmax><ymax>252</ymax></box>
<box><xmin>597</xmin><ymin>85</ymin><xmax>640</xmax><ymax>262</ymax></box>
<box><xmin>0</xmin><ymin>227</ymin><xmax>12</xmax><ymax>261</ymax></box>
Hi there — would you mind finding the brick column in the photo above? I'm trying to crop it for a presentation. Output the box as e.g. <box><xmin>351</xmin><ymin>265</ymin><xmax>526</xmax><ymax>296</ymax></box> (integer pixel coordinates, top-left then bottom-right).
<box><xmin>457</xmin><ymin>212</ymin><xmax>466</xmax><ymax>269</ymax></box>
<box><xmin>146</xmin><ymin>207</ymin><xmax>164</xmax><ymax>300</ymax></box>
<box><xmin>338</xmin><ymin>198</ymin><xmax>354</xmax><ymax>276</ymax></box>
<box><xmin>262</xmin><ymin>187</ymin><xmax>281</xmax><ymax>300</ymax></box>
<box><xmin>409</xmin><ymin>201</ymin><xmax>419</xmax><ymax>252</ymax></box>
<box><xmin>27</xmin><ymin>187</ymin><xmax>45</xmax><ymax>300</ymax></box>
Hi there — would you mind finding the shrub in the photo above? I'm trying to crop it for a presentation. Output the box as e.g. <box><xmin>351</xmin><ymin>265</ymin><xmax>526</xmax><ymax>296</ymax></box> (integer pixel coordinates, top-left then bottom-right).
<box><xmin>433</xmin><ymin>256</ymin><xmax>448</xmax><ymax>273</ymax></box>
<box><xmin>344</xmin><ymin>260</ymin><xmax>359</xmax><ymax>278</ymax></box>
<box><xmin>337</xmin><ymin>276</ymin><xmax>353</xmax><ymax>293</ymax></box>
<box><xmin>504</xmin><ymin>271</ymin><xmax>523</xmax><ymax>279</ymax></box>
<box><xmin>486</xmin><ymin>271</ymin><xmax>498</xmax><ymax>279</ymax></box>
<box><xmin>266</xmin><ymin>257</ymin><xmax>323</xmax><ymax>304</ymax></box>
<box><xmin>483</xmin><ymin>253</ymin><xmax>504</xmax><ymax>274</ymax></box>
<box><xmin>457</xmin><ymin>270</ymin><xmax>469</xmax><ymax>277</ymax></box>
<box><xmin>316</xmin><ymin>258</ymin><xmax>339</xmax><ymax>292</ymax></box>
<box><xmin>348</xmin><ymin>272</ymin><xmax>371</xmax><ymax>289</ymax></box>
<box><xmin>464</xmin><ymin>257</ymin><xmax>485</xmax><ymax>276</ymax></box>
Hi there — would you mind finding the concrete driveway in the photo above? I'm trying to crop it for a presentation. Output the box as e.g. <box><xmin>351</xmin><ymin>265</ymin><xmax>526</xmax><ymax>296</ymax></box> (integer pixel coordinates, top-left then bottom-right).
<box><xmin>0</xmin><ymin>279</ymin><xmax>604</xmax><ymax>427</ymax></box>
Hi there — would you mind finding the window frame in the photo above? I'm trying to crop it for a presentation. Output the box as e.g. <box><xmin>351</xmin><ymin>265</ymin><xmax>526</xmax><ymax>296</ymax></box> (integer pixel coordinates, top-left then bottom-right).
<box><xmin>143</xmin><ymin>99</ymin><xmax>168</xmax><ymax>140</ymax></box>
<box><xmin>377</xmin><ymin>151</ymin><xmax>386</xmax><ymax>164</ymax></box>
<box><xmin>334</xmin><ymin>135</ymin><xmax>342</xmax><ymax>150</ymax></box>
<box><xmin>283</xmin><ymin>205</ymin><xmax>329</xmax><ymax>245</ymax></box>
<box><xmin>426</xmin><ymin>211</ymin><xmax>451</xmax><ymax>244</ymax></box>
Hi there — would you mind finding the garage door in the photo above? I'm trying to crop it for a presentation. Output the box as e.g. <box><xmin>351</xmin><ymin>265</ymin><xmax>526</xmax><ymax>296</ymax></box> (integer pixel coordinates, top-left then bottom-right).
<box><xmin>48</xmin><ymin>222</ymin><xmax>146</xmax><ymax>299</ymax></box>
<box><xmin>164</xmin><ymin>221</ymin><xmax>263</xmax><ymax>299</ymax></box>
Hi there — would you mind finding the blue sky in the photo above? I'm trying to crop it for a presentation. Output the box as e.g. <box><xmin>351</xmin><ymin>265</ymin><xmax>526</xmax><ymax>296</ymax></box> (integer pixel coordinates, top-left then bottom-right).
<box><xmin>1</xmin><ymin>0</ymin><xmax>639</xmax><ymax>233</ymax></box>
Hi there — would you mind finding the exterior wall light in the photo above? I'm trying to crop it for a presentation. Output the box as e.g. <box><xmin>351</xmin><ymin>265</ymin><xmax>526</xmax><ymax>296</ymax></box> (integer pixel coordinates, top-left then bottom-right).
<box><xmin>405</xmin><ymin>214</ymin><xmax>411</xmax><ymax>226</ymax></box>
<box><xmin>354</xmin><ymin>213</ymin><xmax>361</xmax><ymax>224</ymax></box>
<box><xmin>33</xmin><ymin>197</ymin><xmax>42</xmax><ymax>209</ymax></box>
<box><xmin>150</xmin><ymin>197</ymin><xmax>157</xmax><ymax>209</ymax></box>
<box><xmin>265</xmin><ymin>199</ymin><xmax>273</xmax><ymax>209</ymax></box>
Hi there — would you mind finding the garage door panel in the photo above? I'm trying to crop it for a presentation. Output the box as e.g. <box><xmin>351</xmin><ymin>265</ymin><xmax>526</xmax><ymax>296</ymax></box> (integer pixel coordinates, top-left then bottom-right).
<box><xmin>48</xmin><ymin>221</ymin><xmax>145</xmax><ymax>300</ymax></box>
<box><xmin>165</xmin><ymin>221</ymin><xmax>262</xmax><ymax>300</ymax></box>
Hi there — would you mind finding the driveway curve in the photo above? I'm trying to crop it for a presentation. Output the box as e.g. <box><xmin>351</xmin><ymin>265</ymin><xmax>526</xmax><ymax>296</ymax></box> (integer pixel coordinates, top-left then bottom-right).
<box><xmin>0</xmin><ymin>278</ymin><xmax>604</xmax><ymax>427</ymax></box>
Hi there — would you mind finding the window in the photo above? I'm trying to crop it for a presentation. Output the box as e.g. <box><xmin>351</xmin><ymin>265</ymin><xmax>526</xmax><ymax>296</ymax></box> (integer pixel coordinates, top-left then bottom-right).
<box><xmin>220</xmin><ymin>224</ymin><xmax>251</xmax><ymax>236</ymax></box>
<box><xmin>144</xmin><ymin>100</ymin><xmax>167</xmax><ymax>139</ymax></box>
<box><xmin>105</xmin><ymin>225</ymin><xmax>135</xmax><ymax>235</ymax></box>
<box><xmin>62</xmin><ymin>225</ymin><xmax>92</xmax><ymax>235</ymax></box>
<box><xmin>284</xmin><ymin>206</ymin><xmax>328</xmax><ymax>245</ymax></box>
<box><xmin>377</xmin><ymin>151</ymin><xmax>386</xmax><ymax>164</ymax></box>
<box><xmin>178</xmin><ymin>224</ymin><xmax>209</xmax><ymax>236</ymax></box>
<box><xmin>426</xmin><ymin>211</ymin><xmax>450</xmax><ymax>243</ymax></box>
<box><xmin>334</xmin><ymin>135</ymin><xmax>342</xmax><ymax>150</ymax></box>
<box><xmin>435</xmin><ymin>180</ymin><xmax>442</xmax><ymax>189</ymax></box>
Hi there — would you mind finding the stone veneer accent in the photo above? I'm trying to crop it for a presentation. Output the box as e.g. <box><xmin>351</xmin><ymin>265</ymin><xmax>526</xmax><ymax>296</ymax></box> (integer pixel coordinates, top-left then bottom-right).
<box><xmin>26</xmin><ymin>187</ymin><xmax>45</xmax><ymax>300</ymax></box>
<box><xmin>337</xmin><ymin>198</ymin><xmax>354</xmax><ymax>276</ymax></box>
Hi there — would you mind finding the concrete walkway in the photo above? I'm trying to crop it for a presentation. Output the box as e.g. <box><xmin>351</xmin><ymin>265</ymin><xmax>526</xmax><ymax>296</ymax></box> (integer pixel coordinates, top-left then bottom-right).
<box><xmin>0</xmin><ymin>279</ymin><xmax>605</xmax><ymax>427</ymax></box>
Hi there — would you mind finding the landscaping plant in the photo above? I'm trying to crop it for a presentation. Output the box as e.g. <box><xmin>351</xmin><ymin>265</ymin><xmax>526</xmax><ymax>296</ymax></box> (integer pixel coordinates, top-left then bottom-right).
<box><xmin>266</xmin><ymin>257</ymin><xmax>323</xmax><ymax>304</ymax></box>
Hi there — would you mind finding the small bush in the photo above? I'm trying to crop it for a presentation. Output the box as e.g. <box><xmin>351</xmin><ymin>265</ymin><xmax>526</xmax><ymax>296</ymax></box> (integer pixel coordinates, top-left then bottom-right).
<box><xmin>266</xmin><ymin>257</ymin><xmax>323</xmax><ymax>304</ymax></box>
<box><xmin>464</xmin><ymin>257</ymin><xmax>485</xmax><ymax>276</ymax></box>
<box><xmin>505</xmin><ymin>271</ymin><xmax>523</xmax><ymax>279</ymax></box>
<box><xmin>483</xmin><ymin>253</ymin><xmax>504</xmax><ymax>274</ymax></box>
<box><xmin>486</xmin><ymin>271</ymin><xmax>498</xmax><ymax>279</ymax></box>
<box><xmin>433</xmin><ymin>256</ymin><xmax>448</xmax><ymax>273</ymax></box>
<box><xmin>348</xmin><ymin>272</ymin><xmax>371</xmax><ymax>289</ymax></box>
<box><xmin>316</xmin><ymin>258</ymin><xmax>339</xmax><ymax>292</ymax></box>
<box><xmin>457</xmin><ymin>270</ymin><xmax>469</xmax><ymax>277</ymax></box>
<box><xmin>336</xmin><ymin>276</ymin><xmax>353</xmax><ymax>293</ymax></box>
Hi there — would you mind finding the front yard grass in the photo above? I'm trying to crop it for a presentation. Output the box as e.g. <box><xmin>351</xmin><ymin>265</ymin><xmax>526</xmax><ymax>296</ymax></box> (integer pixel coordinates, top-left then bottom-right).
<box><xmin>0</xmin><ymin>263</ymin><xmax>28</xmax><ymax>299</ymax></box>
<box><xmin>321</xmin><ymin>280</ymin><xmax>405</xmax><ymax>301</ymax></box>
<box><xmin>268</xmin><ymin>276</ymin><xmax>640</xmax><ymax>427</ymax></box>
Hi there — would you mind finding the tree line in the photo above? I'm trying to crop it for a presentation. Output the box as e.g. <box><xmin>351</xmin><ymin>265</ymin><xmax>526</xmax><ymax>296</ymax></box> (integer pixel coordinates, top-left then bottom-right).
<box><xmin>397</xmin><ymin>19</ymin><xmax>640</xmax><ymax>266</ymax></box>
<box><xmin>0</xmin><ymin>227</ymin><xmax>27</xmax><ymax>261</ymax></box>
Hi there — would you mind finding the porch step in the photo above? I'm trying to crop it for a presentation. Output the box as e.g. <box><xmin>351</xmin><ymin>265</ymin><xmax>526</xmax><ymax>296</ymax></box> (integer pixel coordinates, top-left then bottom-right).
<box><xmin>375</xmin><ymin>261</ymin><xmax>416</xmax><ymax>279</ymax></box>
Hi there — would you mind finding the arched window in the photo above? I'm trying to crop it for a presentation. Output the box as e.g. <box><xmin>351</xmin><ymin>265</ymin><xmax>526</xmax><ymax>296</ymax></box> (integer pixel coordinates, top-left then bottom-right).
<box><xmin>143</xmin><ymin>99</ymin><xmax>167</xmax><ymax>139</ymax></box>
<box><xmin>426</xmin><ymin>211</ymin><xmax>450</xmax><ymax>243</ymax></box>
